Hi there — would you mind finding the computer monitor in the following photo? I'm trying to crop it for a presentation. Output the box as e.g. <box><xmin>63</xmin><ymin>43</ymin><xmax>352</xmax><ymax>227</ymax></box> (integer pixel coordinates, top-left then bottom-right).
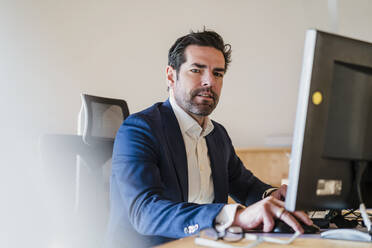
<box><xmin>285</xmin><ymin>29</ymin><xmax>372</xmax><ymax>213</ymax></box>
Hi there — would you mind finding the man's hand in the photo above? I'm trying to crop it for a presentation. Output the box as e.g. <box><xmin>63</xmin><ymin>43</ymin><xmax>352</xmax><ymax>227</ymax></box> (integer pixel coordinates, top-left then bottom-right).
<box><xmin>270</xmin><ymin>184</ymin><xmax>287</xmax><ymax>200</ymax></box>
<box><xmin>232</xmin><ymin>196</ymin><xmax>312</xmax><ymax>233</ymax></box>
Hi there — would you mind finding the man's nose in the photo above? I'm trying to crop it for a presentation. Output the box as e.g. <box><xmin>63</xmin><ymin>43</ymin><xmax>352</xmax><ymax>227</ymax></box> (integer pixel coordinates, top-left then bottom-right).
<box><xmin>201</xmin><ymin>71</ymin><xmax>216</xmax><ymax>87</ymax></box>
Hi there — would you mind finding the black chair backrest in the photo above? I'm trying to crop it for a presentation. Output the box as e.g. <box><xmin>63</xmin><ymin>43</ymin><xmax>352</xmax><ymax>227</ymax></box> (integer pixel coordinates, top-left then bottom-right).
<box><xmin>80</xmin><ymin>94</ymin><xmax>129</xmax><ymax>146</ymax></box>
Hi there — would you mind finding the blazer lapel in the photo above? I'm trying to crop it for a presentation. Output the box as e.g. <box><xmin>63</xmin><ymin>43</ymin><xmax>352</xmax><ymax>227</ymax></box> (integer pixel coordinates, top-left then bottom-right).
<box><xmin>206</xmin><ymin>131</ymin><xmax>228</xmax><ymax>203</ymax></box>
<box><xmin>160</xmin><ymin>100</ymin><xmax>188</xmax><ymax>201</ymax></box>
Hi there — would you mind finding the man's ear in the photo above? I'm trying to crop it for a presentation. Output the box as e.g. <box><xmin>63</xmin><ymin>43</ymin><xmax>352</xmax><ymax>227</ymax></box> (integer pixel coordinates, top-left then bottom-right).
<box><xmin>166</xmin><ymin>65</ymin><xmax>177</xmax><ymax>89</ymax></box>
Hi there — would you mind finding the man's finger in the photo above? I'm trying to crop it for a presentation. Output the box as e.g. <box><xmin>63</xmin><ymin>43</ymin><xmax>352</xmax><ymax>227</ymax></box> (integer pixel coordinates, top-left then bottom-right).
<box><xmin>262</xmin><ymin>210</ymin><xmax>275</xmax><ymax>232</ymax></box>
<box><xmin>268</xmin><ymin>196</ymin><xmax>285</xmax><ymax>206</ymax></box>
<box><xmin>269</xmin><ymin>196</ymin><xmax>313</xmax><ymax>227</ymax></box>
<box><xmin>263</xmin><ymin>201</ymin><xmax>304</xmax><ymax>233</ymax></box>
<box><xmin>292</xmin><ymin>211</ymin><xmax>313</xmax><ymax>226</ymax></box>
<box><xmin>279</xmin><ymin>210</ymin><xmax>304</xmax><ymax>233</ymax></box>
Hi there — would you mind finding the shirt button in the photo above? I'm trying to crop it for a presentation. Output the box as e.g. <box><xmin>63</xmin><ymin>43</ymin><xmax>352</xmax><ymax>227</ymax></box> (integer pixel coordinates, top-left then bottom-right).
<box><xmin>184</xmin><ymin>227</ymin><xmax>188</xmax><ymax>234</ymax></box>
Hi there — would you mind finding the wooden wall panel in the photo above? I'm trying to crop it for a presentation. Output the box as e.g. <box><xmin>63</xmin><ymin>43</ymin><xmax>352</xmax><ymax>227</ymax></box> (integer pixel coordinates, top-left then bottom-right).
<box><xmin>228</xmin><ymin>147</ymin><xmax>290</xmax><ymax>204</ymax></box>
<box><xmin>235</xmin><ymin>147</ymin><xmax>291</xmax><ymax>187</ymax></box>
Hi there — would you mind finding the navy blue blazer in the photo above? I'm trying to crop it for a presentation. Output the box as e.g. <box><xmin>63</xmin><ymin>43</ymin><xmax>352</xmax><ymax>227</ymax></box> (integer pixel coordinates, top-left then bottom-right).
<box><xmin>105</xmin><ymin>100</ymin><xmax>271</xmax><ymax>247</ymax></box>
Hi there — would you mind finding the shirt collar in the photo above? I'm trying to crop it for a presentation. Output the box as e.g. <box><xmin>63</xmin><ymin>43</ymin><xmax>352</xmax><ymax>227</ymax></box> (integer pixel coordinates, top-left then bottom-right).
<box><xmin>169</xmin><ymin>92</ymin><xmax>214</xmax><ymax>139</ymax></box>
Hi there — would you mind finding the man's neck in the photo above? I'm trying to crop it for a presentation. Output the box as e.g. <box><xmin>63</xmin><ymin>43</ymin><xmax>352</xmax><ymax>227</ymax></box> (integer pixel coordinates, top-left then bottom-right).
<box><xmin>169</xmin><ymin>92</ymin><xmax>207</xmax><ymax>129</ymax></box>
<box><xmin>189</xmin><ymin>112</ymin><xmax>206</xmax><ymax>128</ymax></box>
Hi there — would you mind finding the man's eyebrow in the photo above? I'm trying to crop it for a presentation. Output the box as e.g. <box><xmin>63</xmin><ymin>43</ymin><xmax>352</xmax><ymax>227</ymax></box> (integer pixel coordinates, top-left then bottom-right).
<box><xmin>213</xmin><ymin>67</ymin><xmax>225</xmax><ymax>72</ymax></box>
<box><xmin>191</xmin><ymin>63</ymin><xmax>226</xmax><ymax>72</ymax></box>
<box><xmin>191</xmin><ymin>63</ymin><xmax>207</xmax><ymax>68</ymax></box>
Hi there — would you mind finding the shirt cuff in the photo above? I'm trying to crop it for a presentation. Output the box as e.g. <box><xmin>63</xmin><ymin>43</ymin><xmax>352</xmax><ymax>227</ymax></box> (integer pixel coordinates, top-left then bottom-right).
<box><xmin>262</xmin><ymin>187</ymin><xmax>278</xmax><ymax>199</ymax></box>
<box><xmin>214</xmin><ymin>204</ymin><xmax>244</xmax><ymax>233</ymax></box>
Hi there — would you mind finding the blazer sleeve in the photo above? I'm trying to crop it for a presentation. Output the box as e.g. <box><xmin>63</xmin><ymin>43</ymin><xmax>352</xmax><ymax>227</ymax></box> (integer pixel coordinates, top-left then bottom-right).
<box><xmin>111</xmin><ymin>114</ymin><xmax>225</xmax><ymax>239</ymax></box>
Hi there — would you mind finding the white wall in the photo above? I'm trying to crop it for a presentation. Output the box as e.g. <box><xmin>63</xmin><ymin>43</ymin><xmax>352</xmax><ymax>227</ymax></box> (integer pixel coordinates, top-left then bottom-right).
<box><xmin>2</xmin><ymin>0</ymin><xmax>372</xmax><ymax>148</ymax></box>
<box><xmin>1</xmin><ymin>0</ymin><xmax>372</xmax><ymax>247</ymax></box>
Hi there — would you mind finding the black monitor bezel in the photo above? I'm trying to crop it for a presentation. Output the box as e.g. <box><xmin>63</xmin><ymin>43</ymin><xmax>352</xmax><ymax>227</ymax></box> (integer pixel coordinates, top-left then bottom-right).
<box><xmin>285</xmin><ymin>30</ymin><xmax>372</xmax><ymax>211</ymax></box>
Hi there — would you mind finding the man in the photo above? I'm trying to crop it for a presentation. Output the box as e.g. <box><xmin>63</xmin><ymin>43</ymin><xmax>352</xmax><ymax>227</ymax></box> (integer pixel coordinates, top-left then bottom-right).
<box><xmin>105</xmin><ymin>29</ymin><xmax>312</xmax><ymax>247</ymax></box>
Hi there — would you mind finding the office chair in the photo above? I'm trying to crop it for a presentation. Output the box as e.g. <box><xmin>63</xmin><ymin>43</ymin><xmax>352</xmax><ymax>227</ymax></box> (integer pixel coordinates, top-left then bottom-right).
<box><xmin>75</xmin><ymin>93</ymin><xmax>129</xmax><ymax>223</ymax></box>
<box><xmin>39</xmin><ymin>94</ymin><xmax>129</xmax><ymax>248</ymax></box>
<box><xmin>78</xmin><ymin>93</ymin><xmax>129</xmax><ymax>146</ymax></box>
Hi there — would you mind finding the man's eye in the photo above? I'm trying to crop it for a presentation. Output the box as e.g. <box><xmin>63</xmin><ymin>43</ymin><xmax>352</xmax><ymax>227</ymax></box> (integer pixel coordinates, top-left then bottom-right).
<box><xmin>190</xmin><ymin>69</ymin><xmax>200</xmax><ymax>73</ymax></box>
<box><xmin>213</xmin><ymin>72</ymin><xmax>224</xmax><ymax>78</ymax></box>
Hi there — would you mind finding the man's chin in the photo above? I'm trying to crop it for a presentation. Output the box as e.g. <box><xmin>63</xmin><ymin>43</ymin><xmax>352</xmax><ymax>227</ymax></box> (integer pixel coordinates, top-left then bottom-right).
<box><xmin>191</xmin><ymin>105</ymin><xmax>215</xmax><ymax>116</ymax></box>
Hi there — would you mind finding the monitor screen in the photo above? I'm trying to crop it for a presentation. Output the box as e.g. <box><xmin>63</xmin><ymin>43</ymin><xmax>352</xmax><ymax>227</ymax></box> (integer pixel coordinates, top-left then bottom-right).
<box><xmin>285</xmin><ymin>30</ymin><xmax>372</xmax><ymax>212</ymax></box>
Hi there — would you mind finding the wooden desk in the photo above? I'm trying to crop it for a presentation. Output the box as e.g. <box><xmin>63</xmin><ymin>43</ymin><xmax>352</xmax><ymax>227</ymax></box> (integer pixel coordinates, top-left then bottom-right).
<box><xmin>156</xmin><ymin>234</ymin><xmax>372</xmax><ymax>247</ymax></box>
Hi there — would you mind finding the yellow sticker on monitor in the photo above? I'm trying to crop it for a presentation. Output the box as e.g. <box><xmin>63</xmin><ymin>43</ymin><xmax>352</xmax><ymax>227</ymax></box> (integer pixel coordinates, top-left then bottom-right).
<box><xmin>312</xmin><ymin>91</ymin><xmax>323</xmax><ymax>105</ymax></box>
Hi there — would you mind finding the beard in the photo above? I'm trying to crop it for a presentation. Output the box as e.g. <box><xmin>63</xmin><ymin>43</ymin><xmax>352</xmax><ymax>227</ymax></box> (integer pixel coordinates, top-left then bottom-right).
<box><xmin>179</xmin><ymin>87</ymin><xmax>219</xmax><ymax>116</ymax></box>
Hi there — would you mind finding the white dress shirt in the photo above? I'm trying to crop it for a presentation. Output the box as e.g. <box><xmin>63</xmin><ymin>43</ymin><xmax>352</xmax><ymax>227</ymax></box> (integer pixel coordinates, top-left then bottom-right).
<box><xmin>169</xmin><ymin>92</ymin><xmax>240</xmax><ymax>231</ymax></box>
<box><xmin>169</xmin><ymin>93</ymin><xmax>215</xmax><ymax>203</ymax></box>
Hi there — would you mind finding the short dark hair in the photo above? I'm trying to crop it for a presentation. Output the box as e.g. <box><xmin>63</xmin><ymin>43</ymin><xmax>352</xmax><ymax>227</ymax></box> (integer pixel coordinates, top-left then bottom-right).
<box><xmin>168</xmin><ymin>29</ymin><xmax>232</xmax><ymax>74</ymax></box>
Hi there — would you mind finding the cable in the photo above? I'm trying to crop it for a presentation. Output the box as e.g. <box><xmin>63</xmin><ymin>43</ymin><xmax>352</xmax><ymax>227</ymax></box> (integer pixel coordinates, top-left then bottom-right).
<box><xmin>355</xmin><ymin>161</ymin><xmax>367</xmax><ymax>204</ymax></box>
<box><xmin>195</xmin><ymin>237</ymin><xmax>262</xmax><ymax>248</ymax></box>
<box><xmin>195</xmin><ymin>232</ymin><xmax>301</xmax><ymax>248</ymax></box>
<box><xmin>354</xmin><ymin>161</ymin><xmax>372</xmax><ymax>234</ymax></box>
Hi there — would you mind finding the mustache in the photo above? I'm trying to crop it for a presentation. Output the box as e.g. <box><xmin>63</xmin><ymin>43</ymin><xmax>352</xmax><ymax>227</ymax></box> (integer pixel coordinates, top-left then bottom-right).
<box><xmin>191</xmin><ymin>88</ymin><xmax>218</xmax><ymax>100</ymax></box>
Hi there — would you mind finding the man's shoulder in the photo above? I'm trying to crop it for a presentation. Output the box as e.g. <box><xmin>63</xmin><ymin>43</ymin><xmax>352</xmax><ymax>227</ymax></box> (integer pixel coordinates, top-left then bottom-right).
<box><xmin>122</xmin><ymin>100</ymin><xmax>174</xmax><ymax>130</ymax></box>
<box><xmin>127</xmin><ymin>101</ymin><xmax>169</xmax><ymax>121</ymax></box>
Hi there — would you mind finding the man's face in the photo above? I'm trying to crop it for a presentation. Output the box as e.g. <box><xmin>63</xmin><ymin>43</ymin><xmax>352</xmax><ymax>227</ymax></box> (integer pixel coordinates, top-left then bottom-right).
<box><xmin>167</xmin><ymin>45</ymin><xmax>225</xmax><ymax>120</ymax></box>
